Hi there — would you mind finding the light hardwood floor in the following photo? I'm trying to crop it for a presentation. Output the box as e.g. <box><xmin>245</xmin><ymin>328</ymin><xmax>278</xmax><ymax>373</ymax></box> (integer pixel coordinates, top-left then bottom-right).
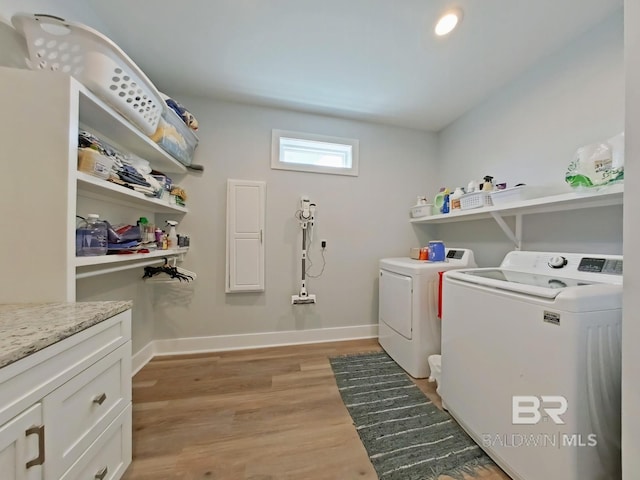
<box><xmin>122</xmin><ymin>339</ymin><xmax>510</xmax><ymax>480</ymax></box>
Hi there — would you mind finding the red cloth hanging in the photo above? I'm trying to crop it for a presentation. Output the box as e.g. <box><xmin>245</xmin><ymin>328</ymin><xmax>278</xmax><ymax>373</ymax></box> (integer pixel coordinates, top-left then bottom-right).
<box><xmin>438</xmin><ymin>271</ymin><xmax>445</xmax><ymax>319</ymax></box>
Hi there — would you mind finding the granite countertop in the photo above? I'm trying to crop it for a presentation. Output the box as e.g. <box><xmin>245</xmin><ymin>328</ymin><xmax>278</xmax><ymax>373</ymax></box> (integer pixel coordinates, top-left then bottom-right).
<box><xmin>0</xmin><ymin>301</ymin><xmax>132</xmax><ymax>369</ymax></box>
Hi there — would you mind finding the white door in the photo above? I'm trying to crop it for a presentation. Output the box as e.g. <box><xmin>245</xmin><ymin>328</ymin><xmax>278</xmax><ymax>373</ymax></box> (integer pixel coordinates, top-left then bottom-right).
<box><xmin>379</xmin><ymin>269</ymin><xmax>413</xmax><ymax>339</ymax></box>
<box><xmin>0</xmin><ymin>403</ymin><xmax>44</xmax><ymax>480</ymax></box>
<box><xmin>226</xmin><ymin>179</ymin><xmax>266</xmax><ymax>292</ymax></box>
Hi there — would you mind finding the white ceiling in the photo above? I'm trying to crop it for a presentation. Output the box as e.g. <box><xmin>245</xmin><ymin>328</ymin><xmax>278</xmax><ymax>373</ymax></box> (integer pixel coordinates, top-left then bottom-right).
<box><xmin>86</xmin><ymin>0</ymin><xmax>622</xmax><ymax>131</ymax></box>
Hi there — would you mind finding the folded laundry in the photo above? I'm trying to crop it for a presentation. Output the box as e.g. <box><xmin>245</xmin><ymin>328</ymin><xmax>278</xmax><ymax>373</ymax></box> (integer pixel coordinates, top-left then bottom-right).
<box><xmin>117</xmin><ymin>171</ymin><xmax>151</xmax><ymax>187</ymax></box>
<box><xmin>131</xmin><ymin>185</ymin><xmax>156</xmax><ymax>195</ymax></box>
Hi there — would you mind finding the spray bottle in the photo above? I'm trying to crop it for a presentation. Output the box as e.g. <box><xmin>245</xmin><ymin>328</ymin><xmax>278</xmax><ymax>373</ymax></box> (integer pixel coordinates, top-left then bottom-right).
<box><xmin>166</xmin><ymin>220</ymin><xmax>178</xmax><ymax>249</ymax></box>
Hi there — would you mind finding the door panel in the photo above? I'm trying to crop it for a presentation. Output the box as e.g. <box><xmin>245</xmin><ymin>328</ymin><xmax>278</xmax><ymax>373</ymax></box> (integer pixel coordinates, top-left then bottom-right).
<box><xmin>379</xmin><ymin>269</ymin><xmax>413</xmax><ymax>339</ymax></box>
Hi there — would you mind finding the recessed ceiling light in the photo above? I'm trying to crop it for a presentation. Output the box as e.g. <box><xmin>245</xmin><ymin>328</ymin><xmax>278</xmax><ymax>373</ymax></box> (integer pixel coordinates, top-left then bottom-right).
<box><xmin>435</xmin><ymin>8</ymin><xmax>463</xmax><ymax>36</ymax></box>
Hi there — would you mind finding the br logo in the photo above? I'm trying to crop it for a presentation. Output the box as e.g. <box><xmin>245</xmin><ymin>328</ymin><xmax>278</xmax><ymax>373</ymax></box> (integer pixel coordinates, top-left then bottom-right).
<box><xmin>512</xmin><ymin>396</ymin><xmax>568</xmax><ymax>425</ymax></box>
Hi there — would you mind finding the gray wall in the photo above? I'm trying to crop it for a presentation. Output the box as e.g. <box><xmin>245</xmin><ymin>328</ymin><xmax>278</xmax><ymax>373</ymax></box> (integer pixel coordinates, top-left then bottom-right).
<box><xmin>154</xmin><ymin>98</ymin><xmax>438</xmax><ymax>339</ymax></box>
<box><xmin>434</xmin><ymin>9</ymin><xmax>624</xmax><ymax>266</ymax></box>
<box><xmin>0</xmin><ymin>0</ymin><xmax>439</xmax><ymax>346</ymax></box>
<box><xmin>622</xmin><ymin>0</ymin><xmax>639</xmax><ymax>477</ymax></box>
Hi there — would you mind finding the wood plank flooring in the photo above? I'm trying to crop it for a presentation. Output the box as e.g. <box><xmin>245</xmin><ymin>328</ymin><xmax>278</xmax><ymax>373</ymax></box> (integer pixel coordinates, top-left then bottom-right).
<box><xmin>122</xmin><ymin>339</ymin><xmax>510</xmax><ymax>480</ymax></box>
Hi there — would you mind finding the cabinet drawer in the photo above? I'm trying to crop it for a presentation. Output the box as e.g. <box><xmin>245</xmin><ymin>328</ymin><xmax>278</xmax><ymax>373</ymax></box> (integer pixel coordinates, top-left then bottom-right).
<box><xmin>0</xmin><ymin>310</ymin><xmax>131</xmax><ymax>428</ymax></box>
<box><xmin>45</xmin><ymin>342</ymin><xmax>131</xmax><ymax>479</ymax></box>
<box><xmin>60</xmin><ymin>403</ymin><xmax>132</xmax><ymax>480</ymax></box>
<box><xmin>0</xmin><ymin>403</ymin><xmax>43</xmax><ymax>480</ymax></box>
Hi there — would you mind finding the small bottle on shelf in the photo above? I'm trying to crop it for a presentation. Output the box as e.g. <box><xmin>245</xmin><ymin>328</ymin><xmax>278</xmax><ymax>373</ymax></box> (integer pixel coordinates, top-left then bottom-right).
<box><xmin>155</xmin><ymin>228</ymin><xmax>163</xmax><ymax>247</ymax></box>
<box><xmin>166</xmin><ymin>220</ymin><xmax>179</xmax><ymax>249</ymax></box>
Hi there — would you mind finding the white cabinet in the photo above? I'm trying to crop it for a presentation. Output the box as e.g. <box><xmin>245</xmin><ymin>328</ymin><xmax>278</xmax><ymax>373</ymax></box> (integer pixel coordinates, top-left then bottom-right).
<box><xmin>0</xmin><ymin>404</ymin><xmax>44</xmax><ymax>480</ymax></box>
<box><xmin>0</xmin><ymin>310</ymin><xmax>132</xmax><ymax>480</ymax></box>
<box><xmin>0</xmin><ymin>66</ymin><xmax>191</xmax><ymax>303</ymax></box>
<box><xmin>226</xmin><ymin>179</ymin><xmax>266</xmax><ymax>292</ymax></box>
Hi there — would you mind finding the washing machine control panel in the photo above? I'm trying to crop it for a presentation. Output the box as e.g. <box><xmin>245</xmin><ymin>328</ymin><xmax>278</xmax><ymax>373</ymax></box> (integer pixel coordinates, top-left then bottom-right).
<box><xmin>447</xmin><ymin>250</ymin><xmax>465</xmax><ymax>259</ymax></box>
<box><xmin>578</xmin><ymin>257</ymin><xmax>623</xmax><ymax>275</ymax></box>
<box><xmin>548</xmin><ymin>256</ymin><xmax>568</xmax><ymax>268</ymax></box>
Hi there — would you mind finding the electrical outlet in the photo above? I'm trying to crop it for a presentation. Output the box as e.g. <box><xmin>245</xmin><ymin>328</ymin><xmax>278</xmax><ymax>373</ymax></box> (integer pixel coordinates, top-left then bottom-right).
<box><xmin>321</xmin><ymin>239</ymin><xmax>327</xmax><ymax>249</ymax></box>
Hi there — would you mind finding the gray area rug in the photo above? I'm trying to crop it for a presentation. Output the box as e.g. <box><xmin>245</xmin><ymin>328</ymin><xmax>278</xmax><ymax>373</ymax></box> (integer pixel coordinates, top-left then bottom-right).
<box><xmin>330</xmin><ymin>351</ymin><xmax>496</xmax><ymax>480</ymax></box>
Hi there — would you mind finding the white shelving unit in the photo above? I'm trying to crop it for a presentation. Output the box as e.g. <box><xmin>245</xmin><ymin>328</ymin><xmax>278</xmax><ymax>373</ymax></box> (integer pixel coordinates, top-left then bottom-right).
<box><xmin>78</xmin><ymin>88</ymin><xmax>187</xmax><ymax>174</ymax></box>
<box><xmin>411</xmin><ymin>184</ymin><xmax>624</xmax><ymax>249</ymax></box>
<box><xmin>0</xmin><ymin>66</ymin><xmax>191</xmax><ymax>303</ymax></box>
<box><xmin>76</xmin><ymin>248</ymin><xmax>189</xmax><ymax>279</ymax></box>
<box><xmin>77</xmin><ymin>172</ymin><xmax>188</xmax><ymax>214</ymax></box>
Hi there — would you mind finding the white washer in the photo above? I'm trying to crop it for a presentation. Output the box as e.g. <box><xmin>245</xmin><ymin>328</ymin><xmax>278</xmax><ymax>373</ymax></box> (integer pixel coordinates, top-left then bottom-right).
<box><xmin>441</xmin><ymin>251</ymin><xmax>623</xmax><ymax>480</ymax></box>
<box><xmin>378</xmin><ymin>248</ymin><xmax>476</xmax><ymax>378</ymax></box>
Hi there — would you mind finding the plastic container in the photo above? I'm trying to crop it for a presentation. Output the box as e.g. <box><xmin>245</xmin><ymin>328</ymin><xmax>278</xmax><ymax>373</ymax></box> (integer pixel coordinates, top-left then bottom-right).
<box><xmin>460</xmin><ymin>191</ymin><xmax>493</xmax><ymax>210</ymax></box>
<box><xmin>410</xmin><ymin>204</ymin><xmax>433</xmax><ymax>218</ymax></box>
<box><xmin>77</xmin><ymin>148</ymin><xmax>114</xmax><ymax>179</ymax></box>
<box><xmin>76</xmin><ymin>214</ymin><xmax>107</xmax><ymax>256</ymax></box>
<box><xmin>12</xmin><ymin>13</ymin><xmax>164</xmax><ymax>135</ymax></box>
<box><xmin>450</xmin><ymin>187</ymin><xmax>465</xmax><ymax>210</ymax></box>
<box><xmin>489</xmin><ymin>185</ymin><xmax>541</xmax><ymax>206</ymax></box>
<box><xmin>166</xmin><ymin>221</ymin><xmax>179</xmax><ymax>249</ymax></box>
<box><xmin>149</xmin><ymin>108</ymin><xmax>199</xmax><ymax>166</ymax></box>
<box><xmin>441</xmin><ymin>194</ymin><xmax>450</xmax><ymax>214</ymax></box>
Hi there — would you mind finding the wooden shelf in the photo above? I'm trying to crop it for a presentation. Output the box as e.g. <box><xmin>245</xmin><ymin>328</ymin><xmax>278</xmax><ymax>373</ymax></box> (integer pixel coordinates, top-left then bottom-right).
<box><xmin>410</xmin><ymin>184</ymin><xmax>623</xmax><ymax>224</ymax></box>
<box><xmin>76</xmin><ymin>172</ymin><xmax>188</xmax><ymax>214</ymax></box>
<box><xmin>78</xmin><ymin>87</ymin><xmax>188</xmax><ymax>174</ymax></box>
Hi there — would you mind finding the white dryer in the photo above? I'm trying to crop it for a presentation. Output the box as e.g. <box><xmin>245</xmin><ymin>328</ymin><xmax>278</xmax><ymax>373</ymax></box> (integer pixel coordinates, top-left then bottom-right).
<box><xmin>441</xmin><ymin>251</ymin><xmax>623</xmax><ymax>480</ymax></box>
<box><xmin>378</xmin><ymin>249</ymin><xmax>476</xmax><ymax>378</ymax></box>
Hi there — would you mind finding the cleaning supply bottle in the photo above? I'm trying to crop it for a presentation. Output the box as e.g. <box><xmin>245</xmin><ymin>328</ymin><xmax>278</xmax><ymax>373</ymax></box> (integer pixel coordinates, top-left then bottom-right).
<box><xmin>76</xmin><ymin>214</ymin><xmax>107</xmax><ymax>256</ymax></box>
<box><xmin>166</xmin><ymin>220</ymin><xmax>178</xmax><ymax>249</ymax></box>
<box><xmin>155</xmin><ymin>228</ymin><xmax>163</xmax><ymax>248</ymax></box>
<box><xmin>442</xmin><ymin>193</ymin><xmax>450</xmax><ymax>214</ymax></box>
<box><xmin>450</xmin><ymin>187</ymin><xmax>465</xmax><ymax>210</ymax></box>
<box><xmin>482</xmin><ymin>175</ymin><xmax>494</xmax><ymax>192</ymax></box>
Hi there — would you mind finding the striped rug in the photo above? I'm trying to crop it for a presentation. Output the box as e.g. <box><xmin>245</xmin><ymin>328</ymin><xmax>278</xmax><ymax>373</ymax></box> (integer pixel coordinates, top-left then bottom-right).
<box><xmin>330</xmin><ymin>351</ymin><xmax>496</xmax><ymax>480</ymax></box>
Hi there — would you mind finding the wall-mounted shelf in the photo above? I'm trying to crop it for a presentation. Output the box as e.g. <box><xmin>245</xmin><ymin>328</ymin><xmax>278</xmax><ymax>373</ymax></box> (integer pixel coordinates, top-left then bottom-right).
<box><xmin>78</xmin><ymin>88</ymin><xmax>188</xmax><ymax>174</ymax></box>
<box><xmin>75</xmin><ymin>248</ymin><xmax>189</xmax><ymax>279</ymax></box>
<box><xmin>77</xmin><ymin>172</ymin><xmax>188</xmax><ymax>213</ymax></box>
<box><xmin>411</xmin><ymin>184</ymin><xmax>624</xmax><ymax>249</ymax></box>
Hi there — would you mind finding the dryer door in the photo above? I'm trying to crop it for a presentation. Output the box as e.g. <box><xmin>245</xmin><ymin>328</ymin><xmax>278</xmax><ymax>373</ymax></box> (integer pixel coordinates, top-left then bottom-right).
<box><xmin>379</xmin><ymin>269</ymin><xmax>412</xmax><ymax>339</ymax></box>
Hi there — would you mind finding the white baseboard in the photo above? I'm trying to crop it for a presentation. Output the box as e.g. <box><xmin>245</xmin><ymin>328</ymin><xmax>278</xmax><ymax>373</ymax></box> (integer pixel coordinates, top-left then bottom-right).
<box><xmin>131</xmin><ymin>341</ymin><xmax>156</xmax><ymax>376</ymax></box>
<box><xmin>130</xmin><ymin>324</ymin><xmax>378</xmax><ymax>374</ymax></box>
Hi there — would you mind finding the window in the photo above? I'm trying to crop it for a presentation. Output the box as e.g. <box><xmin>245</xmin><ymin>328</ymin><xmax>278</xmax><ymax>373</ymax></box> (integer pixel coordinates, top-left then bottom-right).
<box><xmin>271</xmin><ymin>129</ymin><xmax>359</xmax><ymax>176</ymax></box>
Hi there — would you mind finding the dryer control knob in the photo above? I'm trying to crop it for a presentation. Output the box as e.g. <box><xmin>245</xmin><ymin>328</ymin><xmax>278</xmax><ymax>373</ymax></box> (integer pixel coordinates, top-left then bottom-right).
<box><xmin>548</xmin><ymin>256</ymin><xmax>568</xmax><ymax>268</ymax></box>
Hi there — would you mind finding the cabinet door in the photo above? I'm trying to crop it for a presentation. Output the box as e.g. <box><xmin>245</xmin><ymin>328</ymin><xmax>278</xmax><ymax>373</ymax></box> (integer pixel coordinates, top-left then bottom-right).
<box><xmin>226</xmin><ymin>179</ymin><xmax>266</xmax><ymax>292</ymax></box>
<box><xmin>0</xmin><ymin>404</ymin><xmax>44</xmax><ymax>480</ymax></box>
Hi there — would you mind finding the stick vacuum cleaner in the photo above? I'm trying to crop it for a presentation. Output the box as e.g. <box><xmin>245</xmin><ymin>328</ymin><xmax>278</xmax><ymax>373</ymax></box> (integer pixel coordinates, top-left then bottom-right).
<box><xmin>292</xmin><ymin>198</ymin><xmax>317</xmax><ymax>305</ymax></box>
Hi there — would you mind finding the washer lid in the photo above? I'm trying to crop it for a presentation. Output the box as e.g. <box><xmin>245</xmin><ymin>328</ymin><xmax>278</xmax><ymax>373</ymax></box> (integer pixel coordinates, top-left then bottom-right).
<box><xmin>453</xmin><ymin>269</ymin><xmax>598</xmax><ymax>299</ymax></box>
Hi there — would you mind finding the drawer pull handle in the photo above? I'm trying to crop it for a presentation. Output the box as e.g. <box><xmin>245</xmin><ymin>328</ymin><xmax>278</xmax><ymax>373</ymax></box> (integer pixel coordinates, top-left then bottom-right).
<box><xmin>95</xmin><ymin>466</ymin><xmax>108</xmax><ymax>479</ymax></box>
<box><xmin>93</xmin><ymin>393</ymin><xmax>107</xmax><ymax>405</ymax></box>
<box><xmin>25</xmin><ymin>425</ymin><xmax>45</xmax><ymax>468</ymax></box>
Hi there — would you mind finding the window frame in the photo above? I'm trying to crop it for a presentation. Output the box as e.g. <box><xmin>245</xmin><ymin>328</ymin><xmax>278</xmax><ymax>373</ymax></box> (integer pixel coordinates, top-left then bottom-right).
<box><xmin>271</xmin><ymin>129</ymin><xmax>359</xmax><ymax>176</ymax></box>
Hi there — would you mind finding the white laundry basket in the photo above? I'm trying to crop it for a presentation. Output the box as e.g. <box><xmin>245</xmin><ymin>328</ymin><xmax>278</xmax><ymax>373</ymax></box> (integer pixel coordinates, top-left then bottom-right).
<box><xmin>12</xmin><ymin>13</ymin><xmax>164</xmax><ymax>135</ymax></box>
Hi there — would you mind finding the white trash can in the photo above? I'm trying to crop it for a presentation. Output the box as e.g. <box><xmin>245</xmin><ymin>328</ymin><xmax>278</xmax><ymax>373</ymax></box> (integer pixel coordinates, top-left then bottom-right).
<box><xmin>428</xmin><ymin>354</ymin><xmax>442</xmax><ymax>395</ymax></box>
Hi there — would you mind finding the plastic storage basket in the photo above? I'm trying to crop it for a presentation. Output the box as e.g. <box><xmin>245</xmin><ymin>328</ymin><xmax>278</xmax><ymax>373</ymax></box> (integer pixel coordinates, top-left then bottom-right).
<box><xmin>150</xmin><ymin>108</ymin><xmax>199</xmax><ymax>166</ymax></box>
<box><xmin>460</xmin><ymin>191</ymin><xmax>493</xmax><ymax>210</ymax></box>
<box><xmin>12</xmin><ymin>13</ymin><xmax>164</xmax><ymax>135</ymax></box>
